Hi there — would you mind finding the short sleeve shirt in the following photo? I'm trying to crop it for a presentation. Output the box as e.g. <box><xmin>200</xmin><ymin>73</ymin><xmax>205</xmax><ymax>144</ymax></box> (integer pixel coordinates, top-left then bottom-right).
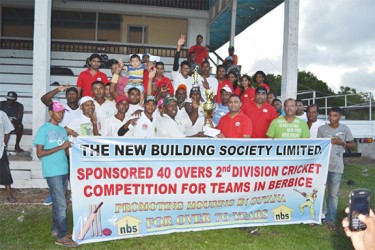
<box><xmin>33</xmin><ymin>122</ymin><xmax>68</xmax><ymax>177</ymax></box>
<box><xmin>217</xmin><ymin>111</ymin><xmax>252</xmax><ymax>138</ymax></box>
<box><xmin>77</xmin><ymin>68</ymin><xmax>109</xmax><ymax>97</ymax></box>
<box><xmin>317</xmin><ymin>123</ymin><xmax>353</xmax><ymax>173</ymax></box>
<box><xmin>266</xmin><ymin>116</ymin><xmax>310</xmax><ymax>138</ymax></box>
<box><xmin>244</xmin><ymin>102</ymin><xmax>278</xmax><ymax>138</ymax></box>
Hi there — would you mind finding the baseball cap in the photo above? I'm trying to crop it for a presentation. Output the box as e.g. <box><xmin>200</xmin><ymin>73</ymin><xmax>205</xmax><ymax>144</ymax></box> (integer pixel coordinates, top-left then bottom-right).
<box><xmin>144</xmin><ymin>95</ymin><xmax>157</xmax><ymax>104</ymax></box>
<box><xmin>6</xmin><ymin>91</ymin><xmax>18</xmax><ymax>100</ymax></box>
<box><xmin>176</xmin><ymin>84</ymin><xmax>187</xmax><ymax>91</ymax></box>
<box><xmin>116</xmin><ymin>95</ymin><xmax>129</xmax><ymax>104</ymax></box>
<box><xmin>79</xmin><ymin>96</ymin><xmax>95</xmax><ymax>106</ymax></box>
<box><xmin>182</xmin><ymin>98</ymin><xmax>193</xmax><ymax>107</ymax></box>
<box><xmin>163</xmin><ymin>97</ymin><xmax>177</xmax><ymax>106</ymax></box>
<box><xmin>49</xmin><ymin>101</ymin><xmax>67</xmax><ymax>112</ymax></box>
<box><xmin>66</xmin><ymin>87</ymin><xmax>78</xmax><ymax>94</ymax></box>
<box><xmin>190</xmin><ymin>87</ymin><xmax>200</xmax><ymax>95</ymax></box>
<box><xmin>220</xmin><ymin>86</ymin><xmax>232</xmax><ymax>94</ymax></box>
<box><xmin>157</xmin><ymin>98</ymin><xmax>164</xmax><ymax>107</ymax></box>
<box><xmin>255</xmin><ymin>86</ymin><xmax>268</xmax><ymax>94</ymax></box>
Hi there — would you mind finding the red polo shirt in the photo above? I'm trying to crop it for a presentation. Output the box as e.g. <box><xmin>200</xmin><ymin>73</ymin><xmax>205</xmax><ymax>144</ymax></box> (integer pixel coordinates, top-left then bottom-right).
<box><xmin>217</xmin><ymin>111</ymin><xmax>252</xmax><ymax>138</ymax></box>
<box><xmin>77</xmin><ymin>68</ymin><xmax>109</xmax><ymax>97</ymax></box>
<box><xmin>154</xmin><ymin>75</ymin><xmax>174</xmax><ymax>97</ymax></box>
<box><xmin>216</xmin><ymin>79</ymin><xmax>234</xmax><ymax>103</ymax></box>
<box><xmin>188</xmin><ymin>45</ymin><xmax>208</xmax><ymax>65</ymax></box>
<box><xmin>243</xmin><ymin>101</ymin><xmax>278</xmax><ymax>138</ymax></box>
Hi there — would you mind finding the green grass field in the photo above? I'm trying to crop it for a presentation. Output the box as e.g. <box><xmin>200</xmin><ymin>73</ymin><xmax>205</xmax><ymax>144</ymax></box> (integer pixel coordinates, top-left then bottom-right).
<box><xmin>1</xmin><ymin>159</ymin><xmax>374</xmax><ymax>250</ymax></box>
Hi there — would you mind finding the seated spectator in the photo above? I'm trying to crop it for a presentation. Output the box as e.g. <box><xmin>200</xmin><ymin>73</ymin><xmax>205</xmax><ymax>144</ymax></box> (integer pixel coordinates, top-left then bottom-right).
<box><xmin>217</xmin><ymin>94</ymin><xmax>252</xmax><ymax>138</ymax></box>
<box><xmin>0</xmin><ymin>91</ymin><xmax>24</xmax><ymax>152</ymax></box>
<box><xmin>266</xmin><ymin>98</ymin><xmax>310</xmax><ymax>138</ymax></box>
<box><xmin>102</xmin><ymin>95</ymin><xmax>130</xmax><ymax>136</ymax></box>
<box><xmin>212</xmin><ymin>86</ymin><xmax>231</xmax><ymax>126</ymax></box>
<box><xmin>0</xmin><ymin>110</ymin><xmax>16</xmax><ymax>202</ymax></box>
<box><xmin>253</xmin><ymin>70</ymin><xmax>270</xmax><ymax>93</ymax></box>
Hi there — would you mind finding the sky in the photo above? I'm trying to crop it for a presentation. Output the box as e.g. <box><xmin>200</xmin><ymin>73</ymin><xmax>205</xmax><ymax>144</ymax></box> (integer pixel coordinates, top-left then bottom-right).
<box><xmin>215</xmin><ymin>0</ymin><xmax>375</xmax><ymax>97</ymax></box>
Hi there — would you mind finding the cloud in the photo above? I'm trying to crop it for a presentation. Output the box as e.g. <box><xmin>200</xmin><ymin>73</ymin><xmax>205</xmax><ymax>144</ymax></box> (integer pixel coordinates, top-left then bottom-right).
<box><xmin>299</xmin><ymin>0</ymin><xmax>375</xmax><ymax>69</ymax></box>
<box><xmin>340</xmin><ymin>70</ymin><xmax>375</xmax><ymax>94</ymax></box>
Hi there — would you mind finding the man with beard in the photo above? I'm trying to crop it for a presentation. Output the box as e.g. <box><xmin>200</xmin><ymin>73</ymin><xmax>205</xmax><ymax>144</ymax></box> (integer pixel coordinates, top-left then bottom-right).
<box><xmin>217</xmin><ymin>95</ymin><xmax>252</xmax><ymax>138</ymax></box>
<box><xmin>65</xmin><ymin>96</ymin><xmax>100</xmax><ymax>136</ymax></box>
<box><xmin>243</xmin><ymin>86</ymin><xmax>278</xmax><ymax>138</ymax></box>
<box><xmin>77</xmin><ymin>54</ymin><xmax>108</xmax><ymax>97</ymax></box>
<box><xmin>266</xmin><ymin>98</ymin><xmax>310</xmax><ymax>138</ymax></box>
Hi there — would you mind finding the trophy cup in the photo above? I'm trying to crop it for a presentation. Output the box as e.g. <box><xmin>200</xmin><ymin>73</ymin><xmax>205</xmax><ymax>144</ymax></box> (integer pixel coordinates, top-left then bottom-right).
<box><xmin>202</xmin><ymin>88</ymin><xmax>216</xmax><ymax>128</ymax></box>
<box><xmin>192</xmin><ymin>65</ymin><xmax>199</xmax><ymax>87</ymax></box>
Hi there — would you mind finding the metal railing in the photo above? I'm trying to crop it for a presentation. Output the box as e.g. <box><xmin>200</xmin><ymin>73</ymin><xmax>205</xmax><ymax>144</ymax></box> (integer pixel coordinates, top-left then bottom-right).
<box><xmin>298</xmin><ymin>90</ymin><xmax>373</xmax><ymax>120</ymax></box>
<box><xmin>0</xmin><ymin>37</ymin><xmax>187</xmax><ymax>58</ymax></box>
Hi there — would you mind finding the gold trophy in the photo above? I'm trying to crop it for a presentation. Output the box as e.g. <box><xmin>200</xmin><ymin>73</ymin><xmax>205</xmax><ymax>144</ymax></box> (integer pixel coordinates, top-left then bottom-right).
<box><xmin>192</xmin><ymin>65</ymin><xmax>199</xmax><ymax>87</ymax></box>
<box><xmin>202</xmin><ymin>88</ymin><xmax>216</xmax><ymax>128</ymax></box>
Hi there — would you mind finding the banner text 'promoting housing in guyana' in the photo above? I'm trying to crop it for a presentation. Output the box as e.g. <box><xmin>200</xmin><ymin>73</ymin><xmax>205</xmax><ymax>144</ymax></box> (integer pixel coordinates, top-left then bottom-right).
<box><xmin>70</xmin><ymin>137</ymin><xmax>331</xmax><ymax>244</ymax></box>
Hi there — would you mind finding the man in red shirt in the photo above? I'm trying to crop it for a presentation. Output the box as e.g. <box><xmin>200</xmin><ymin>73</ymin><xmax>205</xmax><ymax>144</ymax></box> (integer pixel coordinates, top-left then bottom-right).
<box><xmin>77</xmin><ymin>54</ymin><xmax>109</xmax><ymax>97</ymax></box>
<box><xmin>153</xmin><ymin>62</ymin><xmax>174</xmax><ymax>98</ymax></box>
<box><xmin>243</xmin><ymin>86</ymin><xmax>278</xmax><ymax>138</ymax></box>
<box><xmin>217</xmin><ymin>94</ymin><xmax>252</xmax><ymax>138</ymax></box>
<box><xmin>188</xmin><ymin>35</ymin><xmax>208</xmax><ymax>65</ymax></box>
<box><xmin>216</xmin><ymin>65</ymin><xmax>234</xmax><ymax>103</ymax></box>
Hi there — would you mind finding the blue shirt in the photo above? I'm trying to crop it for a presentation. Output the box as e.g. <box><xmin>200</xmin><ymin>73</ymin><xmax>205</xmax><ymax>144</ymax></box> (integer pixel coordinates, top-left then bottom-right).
<box><xmin>34</xmin><ymin>122</ymin><xmax>68</xmax><ymax>178</ymax></box>
<box><xmin>212</xmin><ymin>104</ymin><xmax>229</xmax><ymax>126</ymax></box>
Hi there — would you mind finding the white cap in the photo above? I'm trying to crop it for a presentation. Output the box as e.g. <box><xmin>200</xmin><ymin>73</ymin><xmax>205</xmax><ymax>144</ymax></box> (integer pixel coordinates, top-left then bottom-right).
<box><xmin>221</xmin><ymin>86</ymin><xmax>232</xmax><ymax>93</ymax></box>
<box><xmin>79</xmin><ymin>96</ymin><xmax>95</xmax><ymax>106</ymax></box>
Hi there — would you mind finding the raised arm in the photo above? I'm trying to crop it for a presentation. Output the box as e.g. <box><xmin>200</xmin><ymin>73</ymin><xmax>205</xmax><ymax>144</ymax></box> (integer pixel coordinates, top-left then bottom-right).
<box><xmin>173</xmin><ymin>35</ymin><xmax>185</xmax><ymax>71</ymax></box>
<box><xmin>41</xmin><ymin>85</ymin><xmax>67</xmax><ymax>106</ymax></box>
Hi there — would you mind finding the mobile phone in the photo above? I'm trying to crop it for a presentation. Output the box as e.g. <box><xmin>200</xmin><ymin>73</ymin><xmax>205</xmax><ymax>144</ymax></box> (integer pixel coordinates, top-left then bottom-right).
<box><xmin>349</xmin><ymin>188</ymin><xmax>371</xmax><ymax>231</ymax></box>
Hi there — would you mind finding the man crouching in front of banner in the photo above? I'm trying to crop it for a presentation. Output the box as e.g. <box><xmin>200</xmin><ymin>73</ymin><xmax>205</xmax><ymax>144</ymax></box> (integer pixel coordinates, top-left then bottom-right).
<box><xmin>34</xmin><ymin>102</ymin><xmax>78</xmax><ymax>247</ymax></box>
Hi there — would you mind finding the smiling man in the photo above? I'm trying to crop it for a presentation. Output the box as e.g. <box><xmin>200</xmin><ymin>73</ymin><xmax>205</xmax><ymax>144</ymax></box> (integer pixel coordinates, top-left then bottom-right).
<box><xmin>266</xmin><ymin>98</ymin><xmax>310</xmax><ymax>138</ymax></box>
<box><xmin>217</xmin><ymin>94</ymin><xmax>252</xmax><ymax>138</ymax></box>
